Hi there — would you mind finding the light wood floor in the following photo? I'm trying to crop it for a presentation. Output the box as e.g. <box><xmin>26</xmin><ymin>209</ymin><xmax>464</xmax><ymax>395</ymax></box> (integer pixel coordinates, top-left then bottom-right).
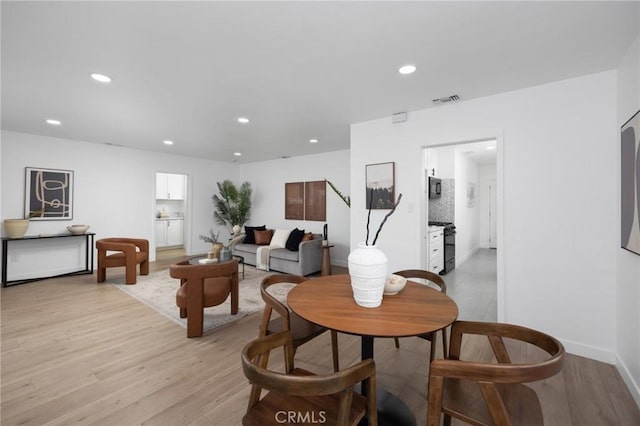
<box><xmin>2</xmin><ymin>255</ymin><xmax>639</xmax><ymax>425</ymax></box>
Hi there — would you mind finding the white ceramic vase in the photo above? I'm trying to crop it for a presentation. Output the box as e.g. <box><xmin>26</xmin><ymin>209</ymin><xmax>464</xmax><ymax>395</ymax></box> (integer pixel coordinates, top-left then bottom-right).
<box><xmin>348</xmin><ymin>243</ymin><xmax>388</xmax><ymax>308</ymax></box>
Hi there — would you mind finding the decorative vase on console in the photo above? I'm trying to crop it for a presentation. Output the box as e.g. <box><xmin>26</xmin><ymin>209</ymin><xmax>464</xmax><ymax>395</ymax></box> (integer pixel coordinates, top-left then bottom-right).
<box><xmin>3</xmin><ymin>218</ymin><xmax>29</xmax><ymax>239</ymax></box>
<box><xmin>347</xmin><ymin>189</ymin><xmax>403</xmax><ymax>308</ymax></box>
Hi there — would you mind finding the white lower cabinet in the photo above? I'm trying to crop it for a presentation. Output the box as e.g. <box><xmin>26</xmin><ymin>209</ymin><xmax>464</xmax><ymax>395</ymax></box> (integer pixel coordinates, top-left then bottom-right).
<box><xmin>155</xmin><ymin>219</ymin><xmax>184</xmax><ymax>248</ymax></box>
<box><xmin>427</xmin><ymin>227</ymin><xmax>444</xmax><ymax>274</ymax></box>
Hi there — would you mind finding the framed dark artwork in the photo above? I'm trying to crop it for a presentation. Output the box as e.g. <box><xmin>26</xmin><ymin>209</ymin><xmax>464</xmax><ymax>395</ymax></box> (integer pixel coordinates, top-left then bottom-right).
<box><xmin>25</xmin><ymin>167</ymin><xmax>74</xmax><ymax>220</ymax></box>
<box><xmin>366</xmin><ymin>162</ymin><xmax>395</xmax><ymax>209</ymax></box>
<box><xmin>621</xmin><ymin>109</ymin><xmax>640</xmax><ymax>255</ymax></box>
<box><xmin>285</xmin><ymin>182</ymin><xmax>304</xmax><ymax>220</ymax></box>
<box><xmin>304</xmin><ymin>181</ymin><xmax>326</xmax><ymax>221</ymax></box>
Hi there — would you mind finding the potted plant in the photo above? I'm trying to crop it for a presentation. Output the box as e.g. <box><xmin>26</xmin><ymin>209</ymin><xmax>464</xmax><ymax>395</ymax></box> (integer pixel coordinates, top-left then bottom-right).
<box><xmin>212</xmin><ymin>180</ymin><xmax>252</xmax><ymax>235</ymax></box>
<box><xmin>200</xmin><ymin>229</ymin><xmax>223</xmax><ymax>259</ymax></box>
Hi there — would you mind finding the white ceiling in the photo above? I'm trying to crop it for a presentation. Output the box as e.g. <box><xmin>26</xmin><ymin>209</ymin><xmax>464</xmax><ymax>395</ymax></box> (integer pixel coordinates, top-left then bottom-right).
<box><xmin>2</xmin><ymin>1</ymin><xmax>638</xmax><ymax>163</ymax></box>
<box><xmin>459</xmin><ymin>140</ymin><xmax>497</xmax><ymax>166</ymax></box>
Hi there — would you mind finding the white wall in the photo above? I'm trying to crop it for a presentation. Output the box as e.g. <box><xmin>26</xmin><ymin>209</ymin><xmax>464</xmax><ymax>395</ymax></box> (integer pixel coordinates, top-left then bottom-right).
<box><xmin>237</xmin><ymin>150</ymin><xmax>351</xmax><ymax>267</ymax></box>
<box><xmin>616</xmin><ymin>32</ymin><xmax>640</xmax><ymax>406</ymax></box>
<box><xmin>351</xmin><ymin>71</ymin><xmax>618</xmax><ymax>364</ymax></box>
<box><xmin>1</xmin><ymin>131</ymin><xmax>351</xmax><ymax>281</ymax></box>
<box><xmin>1</xmin><ymin>130</ymin><xmax>236</xmax><ymax>279</ymax></box>
<box><xmin>478</xmin><ymin>164</ymin><xmax>497</xmax><ymax>248</ymax></box>
<box><xmin>454</xmin><ymin>148</ymin><xmax>480</xmax><ymax>264</ymax></box>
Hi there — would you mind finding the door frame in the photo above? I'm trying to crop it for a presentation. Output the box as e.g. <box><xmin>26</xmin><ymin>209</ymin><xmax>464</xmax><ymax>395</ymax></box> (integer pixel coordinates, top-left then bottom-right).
<box><xmin>153</xmin><ymin>171</ymin><xmax>191</xmax><ymax>260</ymax></box>
<box><xmin>421</xmin><ymin>135</ymin><xmax>505</xmax><ymax>321</ymax></box>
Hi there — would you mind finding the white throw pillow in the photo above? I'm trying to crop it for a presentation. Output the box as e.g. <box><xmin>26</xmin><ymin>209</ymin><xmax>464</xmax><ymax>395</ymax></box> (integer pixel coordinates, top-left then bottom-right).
<box><xmin>270</xmin><ymin>229</ymin><xmax>291</xmax><ymax>248</ymax></box>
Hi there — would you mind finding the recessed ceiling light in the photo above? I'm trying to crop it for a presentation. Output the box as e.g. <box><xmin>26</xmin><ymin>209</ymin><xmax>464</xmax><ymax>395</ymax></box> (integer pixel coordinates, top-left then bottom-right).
<box><xmin>398</xmin><ymin>64</ymin><xmax>417</xmax><ymax>75</ymax></box>
<box><xmin>45</xmin><ymin>119</ymin><xmax>61</xmax><ymax>125</ymax></box>
<box><xmin>163</xmin><ymin>140</ymin><xmax>174</xmax><ymax>145</ymax></box>
<box><xmin>309</xmin><ymin>139</ymin><xmax>318</xmax><ymax>143</ymax></box>
<box><xmin>90</xmin><ymin>73</ymin><xmax>112</xmax><ymax>83</ymax></box>
<box><xmin>486</xmin><ymin>146</ymin><xmax>496</xmax><ymax>150</ymax></box>
<box><xmin>234</xmin><ymin>152</ymin><xmax>242</xmax><ymax>156</ymax></box>
<box><xmin>237</xmin><ymin>117</ymin><xmax>250</xmax><ymax>124</ymax></box>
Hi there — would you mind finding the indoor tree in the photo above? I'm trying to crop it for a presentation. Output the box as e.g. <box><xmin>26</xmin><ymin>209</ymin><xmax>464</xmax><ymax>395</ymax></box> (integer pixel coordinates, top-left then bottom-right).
<box><xmin>212</xmin><ymin>180</ymin><xmax>252</xmax><ymax>234</ymax></box>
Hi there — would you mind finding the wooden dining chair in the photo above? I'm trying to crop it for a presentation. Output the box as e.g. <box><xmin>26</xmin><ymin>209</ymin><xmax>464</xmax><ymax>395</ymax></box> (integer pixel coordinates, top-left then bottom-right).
<box><xmin>241</xmin><ymin>331</ymin><xmax>378</xmax><ymax>426</ymax></box>
<box><xmin>259</xmin><ymin>274</ymin><xmax>340</xmax><ymax>372</ymax></box>
<box><xmin>427</xmin><ymin>320</ymin><xmax>565</xmax><ymax>426</ymax></box>
<box><xmin>392</xmin><ymin>269</ymin><xmax>448</xmax><ymax>361</ymax></box>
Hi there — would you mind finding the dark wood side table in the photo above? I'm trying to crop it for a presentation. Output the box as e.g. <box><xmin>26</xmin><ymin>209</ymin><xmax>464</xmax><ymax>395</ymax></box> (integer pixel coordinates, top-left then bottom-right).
<box><xmin>321</xmin><ymin>244</ymin><xmax>334</xmax><ymax>276</ymax></box>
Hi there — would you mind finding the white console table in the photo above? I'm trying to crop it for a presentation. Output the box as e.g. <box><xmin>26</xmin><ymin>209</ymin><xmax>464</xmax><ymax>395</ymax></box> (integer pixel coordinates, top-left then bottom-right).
<box><xmin>2</xmin><ymin>233</ymin><xmax>95</xmax><ymax>287</ymax></box>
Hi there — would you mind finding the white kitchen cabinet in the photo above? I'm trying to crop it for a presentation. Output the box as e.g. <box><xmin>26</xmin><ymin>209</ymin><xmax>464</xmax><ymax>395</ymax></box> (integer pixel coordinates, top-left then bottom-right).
<box><xmin>166</xmin><ymin>219</ymin><xmax>184</xmax><ymax>246</ymax></box>
<box><xmin>427</xmin><ymin>226</ymin><xmax>444</xmax><ymax>274</ymax></box>
<box><xmin>155</xmin><ymin>219</ymin><xmax>184</xmax><ymax>248</ymax></box>
<box><xmin>155</xmin><ymin>220</ymin><xmax>167</xmax><ymax>247</ymax></box>
<box><xmin>156</xmin><ymin>173</ymin><xmax>185</xmax><ymax>200</ymax></box>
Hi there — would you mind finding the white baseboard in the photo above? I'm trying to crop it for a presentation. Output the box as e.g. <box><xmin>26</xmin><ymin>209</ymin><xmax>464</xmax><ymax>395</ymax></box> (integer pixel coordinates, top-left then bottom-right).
<box><xmin>333</xmin><ymin>259</ymin><xmax>348</xmax><ymax>268</ymax></box>
<box><xmin>617</xmin><ymin>354</ymin><xmax>640</xmax><ymax>408</ymax></box>
<box><xmin>6</xmin><ymin>265</ymin><xmax>87</xmax><ymax>282</ymax></box>
<box><xmin>560</xmin><ymin>337</ymin><xmax>617</xmax><ymax>364</ymax></box>
<box><xmin>456</xmin><ymin>246</ymin><xmax>480</xmax><ymax>266</ymax></box>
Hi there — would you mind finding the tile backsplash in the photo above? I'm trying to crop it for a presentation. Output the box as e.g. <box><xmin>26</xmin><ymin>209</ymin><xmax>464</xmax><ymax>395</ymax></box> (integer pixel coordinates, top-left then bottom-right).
<box><xmin>429</xmin><ymin>178</ymin><xmax>455</xmax><ymax>222</ymax></box>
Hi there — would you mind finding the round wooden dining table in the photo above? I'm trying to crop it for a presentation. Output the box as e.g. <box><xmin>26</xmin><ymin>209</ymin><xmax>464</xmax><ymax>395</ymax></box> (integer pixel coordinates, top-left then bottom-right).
<box><xmin>288</xmin><ymin>274</ymin><xmax>459</xmax><ymax>425</ymax></box>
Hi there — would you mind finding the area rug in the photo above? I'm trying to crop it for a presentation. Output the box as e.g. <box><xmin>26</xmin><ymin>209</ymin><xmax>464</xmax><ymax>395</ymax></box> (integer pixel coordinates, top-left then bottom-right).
<box><xmin>109</xmin><ymin>266</ymin><xmax>294</xmax><ymax>334</ymax></box>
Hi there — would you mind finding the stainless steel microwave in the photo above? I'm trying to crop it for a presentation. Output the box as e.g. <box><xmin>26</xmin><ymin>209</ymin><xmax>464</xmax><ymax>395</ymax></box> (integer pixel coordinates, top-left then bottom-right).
<box><xmin>428</xmin><ymin>177</ymin><xmax>441</xmax><ymax>199</ymax></box>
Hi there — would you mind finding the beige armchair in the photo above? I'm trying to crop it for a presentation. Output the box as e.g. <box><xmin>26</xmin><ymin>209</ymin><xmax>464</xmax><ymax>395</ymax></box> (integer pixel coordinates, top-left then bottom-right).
<box><xmin>96</xmin><ymin>238</ymin><xmax>149</xmax><ymax>285</ymax></box>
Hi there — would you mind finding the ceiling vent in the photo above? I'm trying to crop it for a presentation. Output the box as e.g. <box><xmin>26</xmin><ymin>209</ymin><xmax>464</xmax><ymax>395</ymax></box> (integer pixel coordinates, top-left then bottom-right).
<box><xmin>391</xmin><ymin>112</ymin><xmax>408</xmax><ymax>123</ymax></box>
<box><xmin>432</xmin><ymin>94</ymin><xmax>460</xmax><ymax>104</ymax></box>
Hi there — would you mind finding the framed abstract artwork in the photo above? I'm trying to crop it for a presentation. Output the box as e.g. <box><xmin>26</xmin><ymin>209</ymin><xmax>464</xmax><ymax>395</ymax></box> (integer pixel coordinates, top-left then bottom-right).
<box><xmin>366</xmin><ymin>162</ymin><xmax>395</xmax><ymax>209</ymax></box>
<box><xmin>621</xmin><ymin>110</ymin><xmax>640</xmax><ymax>256</ymax></box>
<box><xmin>25</xmin><ymin>167</ymin><xmax>74</xmax><ymax>220</ymax></box>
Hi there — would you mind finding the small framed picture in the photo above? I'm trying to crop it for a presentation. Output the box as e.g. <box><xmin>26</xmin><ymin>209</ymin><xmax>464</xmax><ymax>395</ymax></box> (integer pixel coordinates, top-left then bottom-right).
<box><xmin>25</xmin><ymin>167</ymin><xmax>74</xmax><ymax>220</ymax></box>
<box><xmin>366</xmin><ymin>162</ymin><xmax>395</xmax><ymax>209</ymax></box>
<box><xmin>467</xmin><ymin>182</ymin><xmax>476</xmax><ymax>208</ymax></box>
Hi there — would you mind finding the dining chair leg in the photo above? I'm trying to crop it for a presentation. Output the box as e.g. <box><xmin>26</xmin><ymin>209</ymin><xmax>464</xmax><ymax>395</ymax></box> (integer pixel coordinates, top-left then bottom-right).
<box><xmin>331</xmin><ymin>330</ymin><xmax>340</xmax><ymax>372</ymax></box>
<box><xmin>443</xmin><ymin>414</ymin><xmax>452</xmax><ymax>426</ymax></box>
<box><xmin>394</xmin><ymin>337</ymin><xmax>400</xmax><ymax>349</ymax></box>
<box><xmin>441</xmin><ymin>327</ymin><xmax>448</xmax><ymax>358</ymax></box>
<box><xmin>429</xmin><ymin>335</ymin><xmax>437</xmax><ymax>362</ymax></box>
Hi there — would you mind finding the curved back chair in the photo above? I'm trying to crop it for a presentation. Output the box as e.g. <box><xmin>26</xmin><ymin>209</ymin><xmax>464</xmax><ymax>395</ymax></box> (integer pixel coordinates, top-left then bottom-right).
<box><xmin>170</xmin><ymin>258</ymin><xmax>239</xmax><ymax>338</ymax></box>
<box><xmin>427</xmin><ymin>320</ymin><xmax>565</xmax><ymax>426</ymax></box>
<box><xmin>96</xmin><ymin>238</ymin><xmax>149</xmax><ymax>285</ymax></box>
<box><xmin>393</xmin><ymin>269</ymin><xmax>448</xmax><ymax>360</ymax></box>
<box><xmin>241</xmin><ymin>331</ymin><xmax>377</xmax><ymax>426</ymax></box>
<box><xmin>259</xmin><ymin>274</ymin><xmax>340</xmax><ymax>372</ymax></box>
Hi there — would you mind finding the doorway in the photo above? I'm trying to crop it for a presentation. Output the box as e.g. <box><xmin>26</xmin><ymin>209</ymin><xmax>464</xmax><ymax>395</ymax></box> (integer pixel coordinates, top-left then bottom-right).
<box><xmin>422</xmin><ymin>139</ymin><xmax>500</xmax><ymax>321</ymax></box>
<box><xmin>154</xmin><ymin>172</ymin><xmax>188</xmax><ymax>258</ymax></box>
